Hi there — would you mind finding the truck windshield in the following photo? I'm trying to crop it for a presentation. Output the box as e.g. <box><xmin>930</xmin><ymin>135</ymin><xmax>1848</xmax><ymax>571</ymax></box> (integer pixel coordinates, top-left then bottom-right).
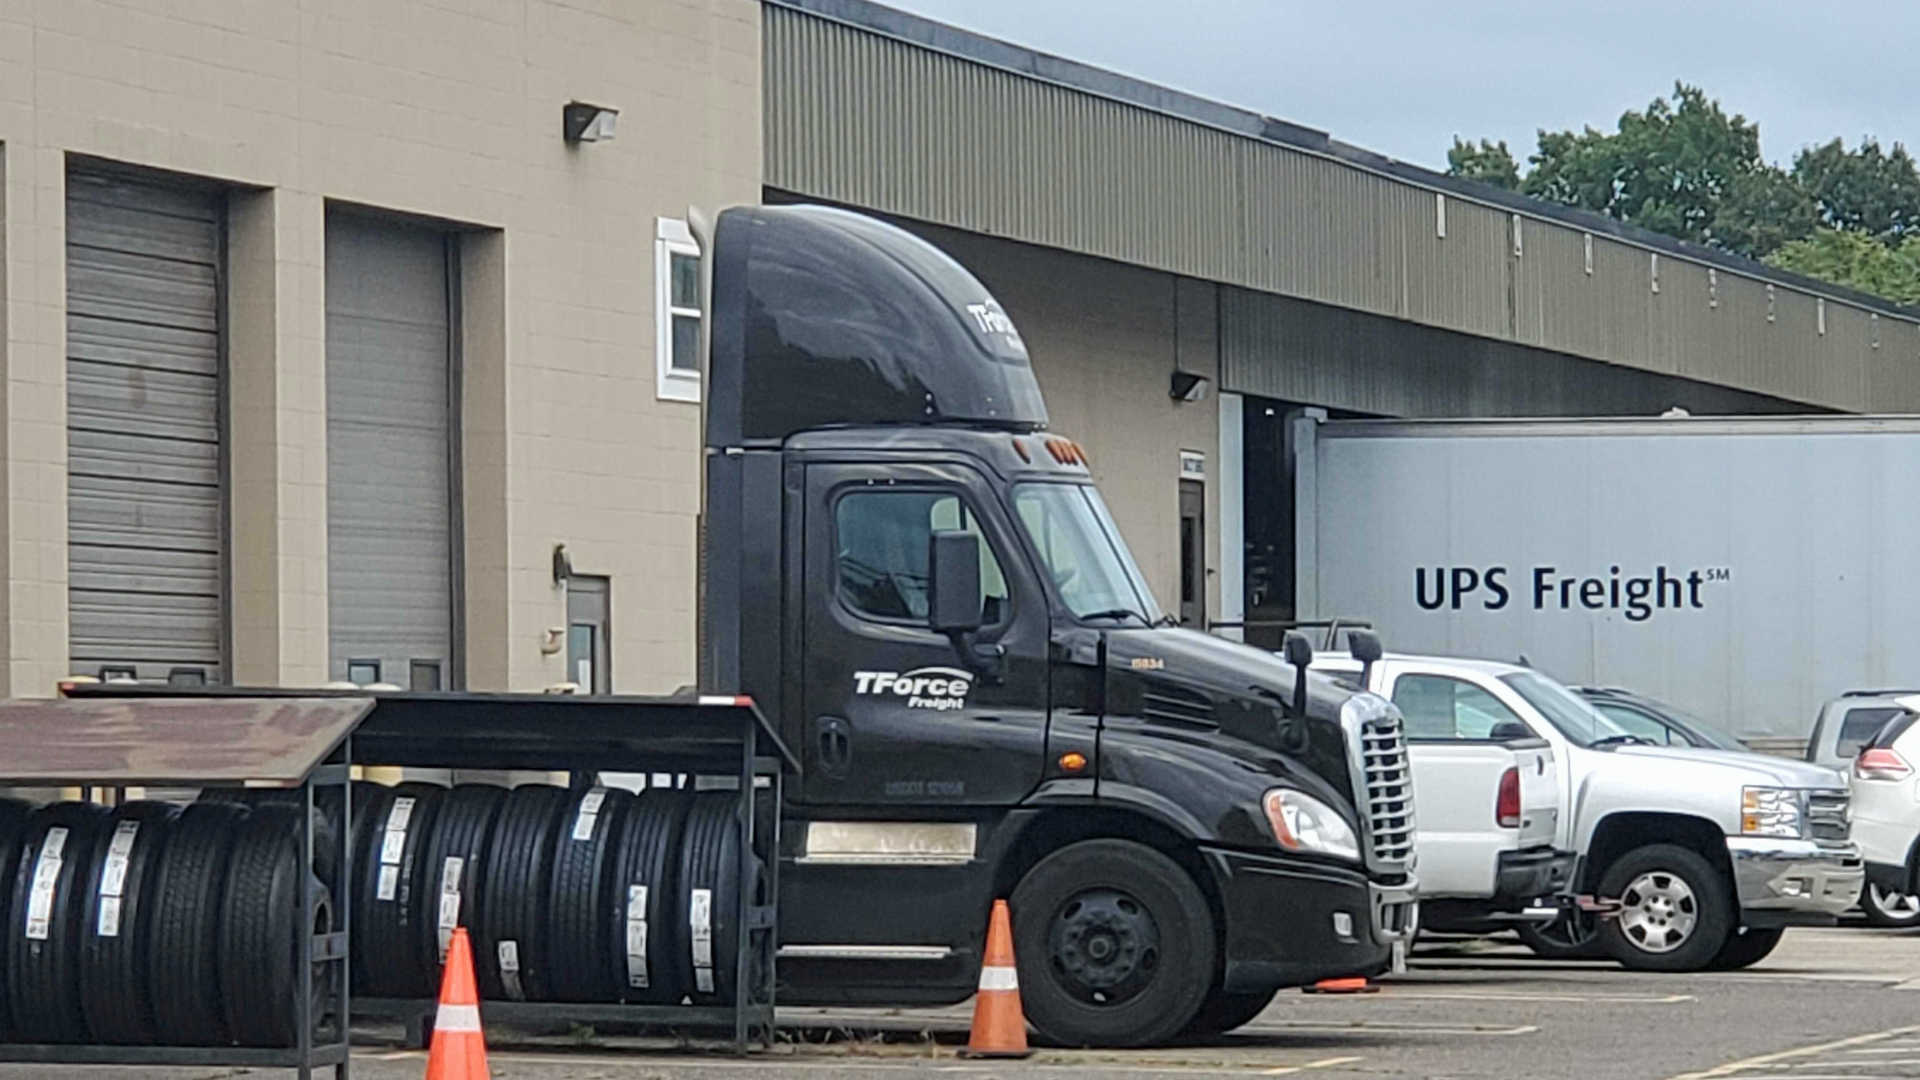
<box><xmin>1012</xmin><ymin>483</ymin><xmax>1163</xmax><ymax>624</ymax></box>
<box><xmin>1501</xmin><ymin>671</ymin><xmax>1637</xmax><ymax>748</ymax></box>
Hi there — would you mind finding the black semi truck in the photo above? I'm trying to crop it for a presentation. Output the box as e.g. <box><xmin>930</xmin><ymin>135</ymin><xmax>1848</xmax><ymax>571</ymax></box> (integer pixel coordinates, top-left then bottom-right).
<box><xmin>694</xmin><ymin>205</ymin><xmax>1417</xmax><ymax>1045</ymax></box>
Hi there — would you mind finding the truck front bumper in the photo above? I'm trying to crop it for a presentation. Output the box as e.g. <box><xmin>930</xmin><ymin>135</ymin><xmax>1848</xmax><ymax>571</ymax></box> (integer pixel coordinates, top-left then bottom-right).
<box><xmin>1726</xmin><ymin>837</ymin><xmax>1864</xmax><ymax>923</ymax></box>
<box><xmin>1201</xmin><ymin>845</ymin><xmax>1416</xmax><ymax>993</ymax></box>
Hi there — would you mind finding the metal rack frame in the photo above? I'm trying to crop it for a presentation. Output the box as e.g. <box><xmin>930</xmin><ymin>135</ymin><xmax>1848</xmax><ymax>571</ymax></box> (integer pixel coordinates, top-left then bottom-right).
<box><xmin>0</xmin><ymin>693</ymin><xmax>362</xmax><ymax>1079</ymax></box>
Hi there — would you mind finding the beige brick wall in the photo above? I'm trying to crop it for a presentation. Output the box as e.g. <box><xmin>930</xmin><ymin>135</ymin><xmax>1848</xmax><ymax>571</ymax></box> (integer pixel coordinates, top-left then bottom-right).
<box><xmin>908</xmin><ymin>223</ymin><xmax>1224</xmax><ymax>624</ymax></box>
<box><xmin>0</xmin><ymin>0</ymin><xmax>760</xmax><ymax>695</ymax></box>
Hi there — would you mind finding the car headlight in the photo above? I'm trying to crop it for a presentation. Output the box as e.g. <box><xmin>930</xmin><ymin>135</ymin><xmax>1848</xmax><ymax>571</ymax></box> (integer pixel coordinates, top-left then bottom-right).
<box><xmin>1741</xmin><ymin>787</ymin><xmax>1804</xmax><ymax>839</ymax></box>
<box><xmin>1264</xmin><ymin>788</ymin><xmax>1362</xmax><ymax>863</ymax></box>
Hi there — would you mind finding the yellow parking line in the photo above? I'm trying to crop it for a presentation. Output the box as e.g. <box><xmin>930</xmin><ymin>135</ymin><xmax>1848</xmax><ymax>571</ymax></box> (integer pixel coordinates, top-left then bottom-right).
<box><xmin>1664</xmin><ymin>1025</ymin><xmax>1920</xmax><ymax>1080</ymax></box>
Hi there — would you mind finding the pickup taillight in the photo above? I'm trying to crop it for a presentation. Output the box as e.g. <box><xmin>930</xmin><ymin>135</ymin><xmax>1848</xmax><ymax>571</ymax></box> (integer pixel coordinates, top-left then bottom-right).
<box><xmin>1856</xmin><ymin>748</ymin><xmax>1913</xmax><ymax>781</ymax></box>
<box><xmin>1497</xmin><ymin>766</ymin><xmax>1521</xmax><ymax>828</ymax></box>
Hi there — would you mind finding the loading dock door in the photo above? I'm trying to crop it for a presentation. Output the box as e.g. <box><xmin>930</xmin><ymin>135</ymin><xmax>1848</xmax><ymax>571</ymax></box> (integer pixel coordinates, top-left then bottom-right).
<box><xmin>324</xmin><ymin>215</ymin><xmax>456</xmax><ymax>688</ymax></box>
<box><xmin>66</xmin><ymin>172</ymin><xmax>226</xmax><ymax>682</ymax></box>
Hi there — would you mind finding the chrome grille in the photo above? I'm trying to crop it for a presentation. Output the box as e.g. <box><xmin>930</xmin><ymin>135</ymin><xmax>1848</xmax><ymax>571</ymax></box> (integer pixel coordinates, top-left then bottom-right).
<box><xmin>1807</xmin><ymin>790</ymin><xmax>1851</xmax><ymax>843</ymax></box>
<box><xmin>1358</xmin><ymin>713</ymin><xmax>1415</xmax><ymax>866</ymax></box>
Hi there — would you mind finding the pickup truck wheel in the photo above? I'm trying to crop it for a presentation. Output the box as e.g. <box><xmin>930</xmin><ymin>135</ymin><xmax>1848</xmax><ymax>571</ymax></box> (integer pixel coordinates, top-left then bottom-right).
<box><xmin>1180</xmin><ymin>988</ymin><xmax>1276</xmax><ymax>1037</ymax></box>
<box><xmin>1516</xmin><ymin>912</ymin><xmax>1602</xmax><ymax>959</ymax></box>
<box><xmin>1594</xmin><ymin>844</ymin><xmax>1733</xmax><ymax>972</ymax></box>
<box><xmin>1010</xmin><ymin>839</ymin><xmax>1215</xmax><ymax>1048</ymax></box>
<box><xmin>1706</xmin><ymin>927</ymin><xmax>1784</xmax><ymax>970</ymax></box>
<box><xmin>1861</xmin><ymin>885</ymin><xmax>1920</xmax><ymax>928</ymax></box>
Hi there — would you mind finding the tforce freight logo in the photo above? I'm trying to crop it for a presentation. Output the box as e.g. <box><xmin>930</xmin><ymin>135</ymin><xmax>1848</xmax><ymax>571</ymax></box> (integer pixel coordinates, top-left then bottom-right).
<box><xmin>1416</xmin><ymin>565</ymin><xmax>1731</xmax><ymax>622</ymax></box>
<box><xmin>854</xmin><ymin>667</ymin><xmax>974</xmax><ymax>711</ymax></box>
<box><xmin>964</xmin><ymin>300</ymin><xmax>1026</xmax><ymax>353</ymax></box>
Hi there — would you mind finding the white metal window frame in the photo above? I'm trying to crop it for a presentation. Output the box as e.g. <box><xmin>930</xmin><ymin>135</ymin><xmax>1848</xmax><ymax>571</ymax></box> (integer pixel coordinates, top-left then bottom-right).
<box><xmin>655</xmin><ymin>217</ymin><xmax>702</xmax><ymax>402</ymax></box>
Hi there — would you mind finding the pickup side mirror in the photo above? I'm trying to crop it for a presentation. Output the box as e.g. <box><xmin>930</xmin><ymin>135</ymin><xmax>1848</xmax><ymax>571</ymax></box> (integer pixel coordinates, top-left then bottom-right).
<box><xmin>929</xmin><ymin>531</ymin><xmax>985</xmax><ymax>633</ymax></box>
<box><xmin>1348</xmin><ymin>630</ymin><xmax>1383</xmax><ymax>689</ymax></box>
<box><xmin>1489</xmin><ymin>720</ymin><xmax>1534</xmax><ymax>742</ymax></box>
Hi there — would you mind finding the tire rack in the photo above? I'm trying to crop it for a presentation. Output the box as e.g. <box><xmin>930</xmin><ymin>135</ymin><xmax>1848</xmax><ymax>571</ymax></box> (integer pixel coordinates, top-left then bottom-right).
<box><xmin>65</xmin><ymin>687</ymin><xmax>797</xmax><ymax>1055</ymax></box>
<box><xmin>0</xmin><ymin>692</ymin><xmax>366</xmax><ymax>1080</ymax></box>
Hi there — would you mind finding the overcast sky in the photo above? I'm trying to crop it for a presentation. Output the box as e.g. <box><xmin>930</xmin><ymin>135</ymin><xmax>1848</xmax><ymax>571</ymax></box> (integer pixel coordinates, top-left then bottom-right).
<box><xmin>884</xmin><ymin>0</ymin><xmax>1920</xmax><ymax>172</ymax></box>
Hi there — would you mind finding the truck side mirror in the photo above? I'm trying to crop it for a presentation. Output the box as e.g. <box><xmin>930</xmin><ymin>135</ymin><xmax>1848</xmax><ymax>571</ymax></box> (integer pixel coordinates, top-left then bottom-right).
<box><xmin>929</xmin><ymin>531</ymin><xmax>985</xmax><ymax>633</ymax></box>
<box><xmin>1282</xmin><ymin>632</ymin><xmax>1313</xmax><ymax>722</ymax></box>
<box><xmin>1349</xmin><ymin>630</ymin><xmax>1383</xmax><ymax>688</ymax></box>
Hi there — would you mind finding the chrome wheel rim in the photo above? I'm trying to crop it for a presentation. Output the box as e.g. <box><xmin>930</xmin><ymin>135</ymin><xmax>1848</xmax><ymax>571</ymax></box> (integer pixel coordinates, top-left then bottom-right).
<box><xmin>1617</xmin><ymin>871</ymin><xmax>1698</xmax><ymax>954</ymax></box>
<box><xmin>1869</xmin><ymin>884</ymin><xmax>1920</xmax><ymax>921</ymax></box>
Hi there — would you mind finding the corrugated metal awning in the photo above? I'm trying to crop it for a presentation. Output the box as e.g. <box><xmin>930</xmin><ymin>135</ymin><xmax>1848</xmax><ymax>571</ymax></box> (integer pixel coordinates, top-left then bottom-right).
<box><xmin>0</xmin><ymin>696</ymin><xmax>372</xmax><ymax>786</ymax></box>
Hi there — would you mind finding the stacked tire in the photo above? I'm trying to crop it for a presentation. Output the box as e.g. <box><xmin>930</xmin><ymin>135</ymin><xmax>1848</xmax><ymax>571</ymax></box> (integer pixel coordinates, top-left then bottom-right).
<box><xmin>0</xmin><ymin>795</ymin><xmax>332</xmax><ymax>1048</ymax></box>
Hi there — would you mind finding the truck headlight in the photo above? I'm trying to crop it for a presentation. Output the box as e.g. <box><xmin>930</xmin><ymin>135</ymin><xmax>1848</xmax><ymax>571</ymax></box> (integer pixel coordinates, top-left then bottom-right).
<box><xmin>1264</xmin><ymin>789</ymin><xmax>1362</xmax><ymax>863</ymax></box>
<box><xmin>1741</xmin><ymin>787</ymin><xmax>1804</xmax><ymax>839</ymax></box>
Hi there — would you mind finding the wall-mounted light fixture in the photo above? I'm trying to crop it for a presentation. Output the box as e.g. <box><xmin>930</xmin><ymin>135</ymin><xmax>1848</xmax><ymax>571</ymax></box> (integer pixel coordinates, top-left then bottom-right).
<box><xmin>553</xmin><ymin>543</ymin><xmax>573</xmax><ymax>583</ymax></box>
<box><xmin>563</xmin><ymin>101</ymin><xmax>619</xmax><ymax>143</ymax></box>
<box><xmin>1170</xmin><ymin>370</ymin><xmax>1212</xmax><ymax>403</ymax></box>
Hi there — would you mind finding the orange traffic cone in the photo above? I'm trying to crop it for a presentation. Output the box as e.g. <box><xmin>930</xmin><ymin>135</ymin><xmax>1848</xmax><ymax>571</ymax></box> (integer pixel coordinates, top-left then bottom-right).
<box><xmin>425</xmin><ymin>927</ymin><xmax>490</xmax><ymax>1080</ymax></box>
<box><xmin>1303</xmin><ymin>976</ymin><xmax>1378</xmax><ymax>994</ymax></box>
<box><xmin>959</xmin><ymin>899</ymin><xmax>1033</xmax><ymax>1059</ymax></box>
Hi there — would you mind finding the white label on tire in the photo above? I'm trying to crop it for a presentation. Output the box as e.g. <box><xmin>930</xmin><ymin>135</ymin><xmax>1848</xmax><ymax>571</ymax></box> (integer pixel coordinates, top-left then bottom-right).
<box><xmin>691</xmin><ymin>887</ymin><xmax>714</xmax><ymax>993</ymax></box>
<box><xmin>625</xmin><ymin>884</ymin><xmax>649</xmax><ymax>989</ymax></box>
<box><xmin>499</xmin><ymin>939</ymin><xmax>524</xmax><ymax>1000</ymax></box>
<box><xmin>379</xmin><ymin>797</ymin><xmax>416</xmax><ymax>869</ymax></box>
<box><xmin>97</xmin><ymin>895</ymin><xmax>122</xmax><ymax>938</ymax></box>
<box><xmin>100</xmin><ymin>821</ymin><xmax>139</xmax><ymax>898</ymax></box>
<box><xmin>437</xmin><ymin>857</ymin><xmax>464</xmax><ymax>961</ymax></box>
<box><xmin>377</xmin><ymin>863</ymin><xmax>401</xmax><ymax>902</ymax></box>
<box><xmin>572</xmin><ymin>789</ymin><xmax>608</xmax><ymax>841</ymax></box>
<box><xmin>25</xmin><ymin>827</ymin><xmax>67</xmax><ymax>940</ymax></box>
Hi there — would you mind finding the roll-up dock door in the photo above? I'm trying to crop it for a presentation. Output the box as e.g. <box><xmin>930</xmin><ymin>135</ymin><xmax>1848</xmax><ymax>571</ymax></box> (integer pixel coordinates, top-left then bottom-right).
<box><xmin>65</xmin><ymin>171</ymin><xmax>226</xmax><ymax>684</ymax></box>
<box><xmin>324</xmin><ymin>214</ymin><xmax>457</xmax><ymax>690</ymax></box>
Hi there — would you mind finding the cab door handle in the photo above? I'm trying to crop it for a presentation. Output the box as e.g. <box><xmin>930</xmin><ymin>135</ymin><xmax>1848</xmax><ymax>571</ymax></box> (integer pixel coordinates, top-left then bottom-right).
<box><xmin>813</xmin><ymin>716</ymin><xmax>852</xmax><ymax>778</ymax></box>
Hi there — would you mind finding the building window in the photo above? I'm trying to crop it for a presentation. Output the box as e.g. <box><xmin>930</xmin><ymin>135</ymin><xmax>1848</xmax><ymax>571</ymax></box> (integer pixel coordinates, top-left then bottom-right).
<box><xmin>656</xmin><ymin>217</ymin><xmax>702</xmax><ymax>402</ymax></box>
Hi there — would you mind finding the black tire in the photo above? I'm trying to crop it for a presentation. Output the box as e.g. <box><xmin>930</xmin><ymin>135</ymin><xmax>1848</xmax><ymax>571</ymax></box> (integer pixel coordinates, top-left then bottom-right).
<box><xmin>1181</xmin><ymin>988</ymin><xmax>1276</xmax><ymax>1037</ymax></box>
<box><xmin>677</xmin><ymin>790</ymin><xmax>763</xmax><ymax>1007</ymax></box>
<box><xmin>611</xmin><ymin>787</ymin><xmax>692</xmax><ymax>1004</ymax></box>
<box><xmin>475</xmin><ymin>784</ymin><xmax>570</xmax><ymax>1002</ymax></box>
<box><xmin>9</xmin><ymin>802</ymin><xmax>112</xmax><ymax>1043</ymax></box>
<box><xmin>78</xmin><ymin>801</ymin><xmax>180</xmax><ymax>1044</ymax></box>
<box><xmin>413</xmin><ymin>784</ymin><xmax>508</xmax><ymax>987</ymax></box>
<box><xmin>148</xmin><ymin>801</ymin><xmax>250</xmax><ymax>1045</ymax></box>
<box><xmin>1707</xmin><ymin>926</ymin><xmax>1785</xmax><ymax>970</ymax></box>
<box><xmin>218</xmin><ymin>804</ymin><xmax>336</xmax><ymax>1047</ymax></box>
<box><xmin>1517</xmin><ymin>912</ymin><xmax>1604</xmax><ymax>959</ymax></box>
<box><xmin>0</xmin><ymin>798</ymin><xmax>39</xmax><ymax>1041</ymax></box>
<box><xmin>1009</xmin><ymin>839</ymin><xmax>1216</xmax><ymax>1048</ymax></box>
<box><xmin>1594</xmin><ymin>844</ymin><xmax>1734</xmax><ymax>973</ymax></box>
<box><xmin>353</xmin><ymin>782</ymin><xmax>447</xmax><ymax>998</ymax></box>
<box><xmin>544</xmin><ymin>786</ymin><xmax>636</xmax><ymax>1002</ymax></box>
<box><xmin>1861</xmin><ymin>884</ymin><xmax>1920</xmax><ymax>928</ymax></box>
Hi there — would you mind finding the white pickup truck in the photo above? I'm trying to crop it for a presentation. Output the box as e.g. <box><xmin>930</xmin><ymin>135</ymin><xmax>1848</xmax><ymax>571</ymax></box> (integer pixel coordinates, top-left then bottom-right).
<box><xmin>1322</xmin><ymin>649</ymin><xmax>1862</xmax><ymax>971</ymax></box>
<box><xmin>1312</xmin><ymin>643</ymin><xmax>1574</xmax><ymax>935</ymax></box>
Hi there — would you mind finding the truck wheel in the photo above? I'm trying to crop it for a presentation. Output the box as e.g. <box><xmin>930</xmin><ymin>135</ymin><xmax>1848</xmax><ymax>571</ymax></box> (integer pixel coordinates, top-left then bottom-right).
<box><xmin>1706</xmin><ymin>927</ymin><xmax>1784</xmax><ymax>970</ymax></box>
<box><xmin>1594</xmin><ymin>844</ymin><xmax>1733</xmax><ymax>972</ymax></box>
<box><xmin>1009</xmin><ymin>839</ymin><xmax>1215</xmax><ymax>1048</ymax></box>
<box><xmin>1181</xmin><ymin>988</ymin><xmax>1275</xmax><ymax>1038</ymax></box>
<box><xmin>1516</xmin><ymin>912</ymin><xmax>1602</xmax><ymax>959</ymax></box>
<box><xmin>1861</xmin><ymin>885</ymin><xmax>1920</xmax><ymax>928</ymax></box>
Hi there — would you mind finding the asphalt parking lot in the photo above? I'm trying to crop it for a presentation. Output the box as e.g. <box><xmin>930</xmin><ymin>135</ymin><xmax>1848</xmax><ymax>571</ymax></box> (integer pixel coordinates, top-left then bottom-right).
<box><xmin>12</xmin><ymin>927</ymin><xmax>1920</xmax><ymax>1080</ymax></box>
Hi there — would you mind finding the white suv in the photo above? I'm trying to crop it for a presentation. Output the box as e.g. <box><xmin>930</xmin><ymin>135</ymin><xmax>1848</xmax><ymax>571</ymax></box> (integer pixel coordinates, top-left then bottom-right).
<box><xmin>1849</xmin><ymin>698</ymin><xmax>1920</xmax><ymax>909</ymax></box>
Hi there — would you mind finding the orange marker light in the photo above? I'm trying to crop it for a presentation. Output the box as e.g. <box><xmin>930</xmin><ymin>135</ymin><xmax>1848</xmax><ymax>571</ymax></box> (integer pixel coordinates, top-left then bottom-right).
<box><xmin>1058</xmin><ymin>752</ymin><xmax>1087</xmax><ymax>773</ymax></box>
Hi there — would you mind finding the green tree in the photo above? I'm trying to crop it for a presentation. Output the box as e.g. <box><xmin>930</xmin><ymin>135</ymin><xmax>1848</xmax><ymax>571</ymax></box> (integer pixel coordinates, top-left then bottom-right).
<box><xmin>1517</xmin><ymin>84</ymin><xmax>1812</xmax><ymax>257</ymax></box>
<box><xmin>1792</xmin><ymin>137</ymin><xmax>1920</xmax><ymax>242</ymax></box>
<box><xmin>1765</xmin><ymin>228</ymin><xmax>1920</xmax><ymax>305</ymax></box>
<box><xmin>1446</xmin><ymin>137</ymin><xmax>1520</xmax><ymax>190</ymax></box>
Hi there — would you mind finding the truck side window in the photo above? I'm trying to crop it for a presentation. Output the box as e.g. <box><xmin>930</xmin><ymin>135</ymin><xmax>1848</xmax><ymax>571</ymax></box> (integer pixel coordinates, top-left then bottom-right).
<box><xmin>1391</xmin><ymin>675</ymin><xmax>1530</xmax><ymax>740</ymax></box>
<box><xmin>834</xmin><ymin>490</ymin><xmax>1009</xmax><ymax>626</ymax></box>
<box><xmin>1592</xmin><ymin>703</ymin><xmax>1672</xmax><ymax>745</ymax></box>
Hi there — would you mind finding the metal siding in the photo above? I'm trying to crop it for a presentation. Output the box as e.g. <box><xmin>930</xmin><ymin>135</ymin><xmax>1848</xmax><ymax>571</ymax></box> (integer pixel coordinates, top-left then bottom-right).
<box><xmin>324</xmin><ymin>215</ymin><xmax>454</xmax><ymax>687</ymax></box>
<box><xmin>766</xmin><ymin>4</ymin><xmax>1912</xmax><ymax>412</ymax></box>
<box><xmin>65</xmin><ymin>171</ymin><xmax>225</xmax><ymax>682</ymax></box>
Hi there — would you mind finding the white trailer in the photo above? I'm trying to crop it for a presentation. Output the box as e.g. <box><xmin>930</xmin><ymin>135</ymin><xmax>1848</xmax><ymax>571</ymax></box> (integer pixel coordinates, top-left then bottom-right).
<box><xmin>1288</xmin><ymin>413</ymin><xmax>1920</xmax><ymax>750</ymax></box>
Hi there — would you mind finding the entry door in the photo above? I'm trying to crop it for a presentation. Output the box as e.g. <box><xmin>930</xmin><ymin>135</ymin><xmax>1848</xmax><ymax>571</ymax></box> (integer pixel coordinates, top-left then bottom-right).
<box><xmin>566</xmin><ymin>576</ymin><xmax>611</xmax><ymax>694</ymax></box>
<box><xmin>798</xmin><ymin>462</ymin><xmax>1049</xmax><ymax>807</ymax></box>
<box><xmin>1178</xmin><ymin>479</ymin><xmax>1206</xmax><ymax>627</ymax></box>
